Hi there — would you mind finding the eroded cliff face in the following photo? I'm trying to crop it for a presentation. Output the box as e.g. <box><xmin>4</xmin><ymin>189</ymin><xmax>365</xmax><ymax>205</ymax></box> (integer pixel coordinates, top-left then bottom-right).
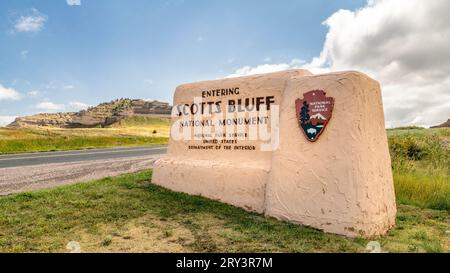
<box><xmin>8</xmin><ymin>113</ymin><xmax>77</xmax><ymax>128</ymax></box>
<box><xmin>7</xmin><ymin>99</ymin><xmax>172</xmax><ymax>128</ymax></box>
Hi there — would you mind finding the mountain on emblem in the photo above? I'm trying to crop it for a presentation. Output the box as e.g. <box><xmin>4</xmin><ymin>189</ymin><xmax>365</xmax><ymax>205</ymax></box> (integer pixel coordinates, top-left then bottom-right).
<box><xmin>295</xmin><ymin>90</ymin><xmax>335</xmax><ymax>142</ymax></box>
<box><xmin>310</xmin><ymin>113</ymin><xmax>326</xmax><ymax>120</ymax></box>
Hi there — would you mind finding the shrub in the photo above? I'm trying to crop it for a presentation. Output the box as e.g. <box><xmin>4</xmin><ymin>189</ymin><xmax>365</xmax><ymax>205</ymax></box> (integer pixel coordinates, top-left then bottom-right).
<box><xmin>389</xmin><ymin>129</ymin><xmax>449</xmax><ymax>211</ymax></box>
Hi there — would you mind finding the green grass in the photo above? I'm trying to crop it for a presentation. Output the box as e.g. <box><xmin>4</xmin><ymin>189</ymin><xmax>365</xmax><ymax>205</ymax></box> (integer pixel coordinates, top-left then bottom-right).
<box><xmin>388</xmin><ymin>128</ymin><xmax>449</xmax><ymax>211</ymax></box>
<box><xmin>387</xmin><ymin>126</ymin><xmax>426</xmax><ymax>131</ymax></box>
<box><xmin>111</xmin><ymin>116</ymin><xmax>170</xmax><ymax>128</ymax></box>
<box><xmin>0</xmin><ymin>170</ymin><xmax>447</xmax><ymax>253</ymax></box>
<box><xmin>393</xmin><ymin>172</ymin><xmax>449</xmax><ymax>211</ymax></box>
<box><xmin>0</xmin><ymin>117</ymin><xmax>170</xmax><ymax>154</ymax></box>
<box><xmin>0</xmin><ymin>135</ymin><xmax>168</xmax><ymax>154</ymax></box>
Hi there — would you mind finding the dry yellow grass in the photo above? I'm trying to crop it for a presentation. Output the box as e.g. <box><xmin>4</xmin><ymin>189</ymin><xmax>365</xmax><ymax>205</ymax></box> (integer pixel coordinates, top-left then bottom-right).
<box><xmin>0</xmin><ymin>117</ymin><xmax>170</xmax><ymax>154</ymax></box>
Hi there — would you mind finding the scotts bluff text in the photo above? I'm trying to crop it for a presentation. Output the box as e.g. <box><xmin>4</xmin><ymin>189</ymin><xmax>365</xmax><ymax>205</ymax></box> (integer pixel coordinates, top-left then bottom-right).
<box><xmin>176</xmin><ymin>87</ymin><xmax>276</xmax><ymax>116</ymax></box>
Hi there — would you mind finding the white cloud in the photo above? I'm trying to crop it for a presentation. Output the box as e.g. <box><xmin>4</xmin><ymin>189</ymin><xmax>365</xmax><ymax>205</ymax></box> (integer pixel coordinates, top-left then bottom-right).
<box><xmin>66</xmin><ymin>0</ymin><xmax>81</xmax><ymax>6</ymax></box>
<box><xmin>197</xmin><ymin>36</ymin><xmax>204</xmax><ymax>42</ymax></box>
<box><xmin>27</xmin><ymin>90</ymin><xmax>39</xmax><ymax>97</ymax></box>
<box><xmin>14</xmin><ymin>9</ymin><xmax>47</xmax><ymax>33</ymax></box>
<box><xmin>42</xmin><ymin>82</ymin><xmax>74</xmax><ymax>90</ymax></box>
<box><xmin>302</xmin><ymin>0</ymin><xmax>450</xmax><ymax>127</ymax></box>
<box><xmin>227</xmin><ymin>64</ymin><xmax>291</xmax><ymax>78</ymax></box>
<box><xmin>36</xmin><ymin>102</ymin><xmax>65</xmax><ymax>112</ymax></box>
<box><xmin>228</xmin><ymin>0</ymin><xmax>450</xmax><ymax>127</ymax></box>
<box><xmin>0</xmin><ymin>116</ymin><xmax>17</xmax><ymax>127</ymax></box>
<box><xmin>69</xmin><ymin>101</ymin><xmax>90</xmax><ymax>110</ymax></box>
<box><xmin>145</xmin><ymin>79</ymin><xmax>154</xmax><ymax>85</ymax></box>
<box><xmin>0</xmin><ymin>84</ymin><xmax>21</xmax><ymax>101</ymax></box>
<box><xmin>227</xmin><ymin>59</ymin><xmax>305</xmax><ymax>78</ymax></box>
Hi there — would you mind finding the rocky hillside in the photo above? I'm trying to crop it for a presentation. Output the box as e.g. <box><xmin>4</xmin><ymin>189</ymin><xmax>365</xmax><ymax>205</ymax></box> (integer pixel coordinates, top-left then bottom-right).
<box><xmin>8</xmin><ymin>99</ymin><xmax>172</xmax><ymax>128</ymax></box>
<box><xmin>431</xmin><ymin>119</ymin><xmax>450</xmax><ymax>128</ymax></box>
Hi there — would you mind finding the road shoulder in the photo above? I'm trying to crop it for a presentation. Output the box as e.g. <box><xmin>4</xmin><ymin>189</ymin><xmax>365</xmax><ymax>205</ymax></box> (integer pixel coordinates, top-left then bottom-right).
<box><xmin>0</xmin><ymin>155</ymin><xmax>161</xmax><ymax>196</ymax></box>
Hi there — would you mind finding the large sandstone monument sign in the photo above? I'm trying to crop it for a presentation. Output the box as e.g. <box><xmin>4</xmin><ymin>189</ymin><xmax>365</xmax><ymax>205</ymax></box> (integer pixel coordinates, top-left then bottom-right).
<box><xmin>153</xmin><ymin>69</ymin><xmax>397</xmax><ymax>237</ymax></box>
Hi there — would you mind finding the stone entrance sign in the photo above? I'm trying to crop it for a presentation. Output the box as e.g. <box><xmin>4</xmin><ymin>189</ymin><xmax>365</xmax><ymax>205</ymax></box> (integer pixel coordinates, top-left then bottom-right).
<box><xmin>153</xmin><ymin>69</ymin><xmax>397</xmax><ymax>237</ymax></box>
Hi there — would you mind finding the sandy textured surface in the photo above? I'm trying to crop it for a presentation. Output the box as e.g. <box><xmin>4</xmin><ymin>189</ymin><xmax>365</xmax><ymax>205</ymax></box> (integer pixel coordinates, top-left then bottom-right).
<box><xmin>265</xmin><ymin>71</ymin><xmax>397</xmax><ymax>237</ymax></box>
<box><xmin>154</xmin><ymin>69</ymin><xmax>397</xmax><ymax>237</ymax></box>
<box><xmin>153</xmin><ymin>69</ymin><xmax>311</xmax><ymax>213</ymax></box>
<box><xmin>0</xmin><ymin>155</ymin><xmax>162</xmax><ymax>196</ymax></box>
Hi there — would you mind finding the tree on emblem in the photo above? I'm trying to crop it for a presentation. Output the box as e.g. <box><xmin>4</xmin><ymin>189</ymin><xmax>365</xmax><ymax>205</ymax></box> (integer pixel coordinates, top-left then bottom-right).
<box><xmin>300</xmin><ymin>101</ymin><xmax>310</xmax><ymax>126</ymax></box>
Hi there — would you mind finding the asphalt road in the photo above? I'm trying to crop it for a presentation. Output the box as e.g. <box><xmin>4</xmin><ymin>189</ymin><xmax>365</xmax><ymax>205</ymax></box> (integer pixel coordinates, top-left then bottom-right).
<box><xmin>0</xmin><ymin>145</ymin><xmax>168</xmax><ymax>169</ymax></box>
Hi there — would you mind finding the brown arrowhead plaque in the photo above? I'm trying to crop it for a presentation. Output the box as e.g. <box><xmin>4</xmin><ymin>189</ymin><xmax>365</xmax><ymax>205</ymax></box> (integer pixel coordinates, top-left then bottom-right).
<box><xmin>295</xmin><ymin>90</ymin><xmax>334</xmax><ymax>142</ymax></box>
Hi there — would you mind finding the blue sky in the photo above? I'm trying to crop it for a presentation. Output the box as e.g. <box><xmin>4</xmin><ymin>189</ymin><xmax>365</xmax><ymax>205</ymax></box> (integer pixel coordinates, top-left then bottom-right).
<box><xmin>2</xmin><ymin>0</ymin><xmax>449</xmax><ymax>127</ymax></box>
<box><xmin>0</xmin><ymin>0</ymin><xmax>366</xmax><ymax>119</ymax></box>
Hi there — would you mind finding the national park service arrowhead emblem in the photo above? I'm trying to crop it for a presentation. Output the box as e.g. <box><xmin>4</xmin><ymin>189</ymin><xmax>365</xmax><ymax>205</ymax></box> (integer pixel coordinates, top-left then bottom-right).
<box><xmin>295</xmin><ymin>90</ymin><xmax>334</xmax><ymax>142</ymax></box>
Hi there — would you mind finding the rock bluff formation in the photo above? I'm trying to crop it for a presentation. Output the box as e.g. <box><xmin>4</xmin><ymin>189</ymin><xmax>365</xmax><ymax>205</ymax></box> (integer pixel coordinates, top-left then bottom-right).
<box><xmin>8</xmin><ymin>99</ymin><xmax>172</xmax><ymax>128</ymax></box>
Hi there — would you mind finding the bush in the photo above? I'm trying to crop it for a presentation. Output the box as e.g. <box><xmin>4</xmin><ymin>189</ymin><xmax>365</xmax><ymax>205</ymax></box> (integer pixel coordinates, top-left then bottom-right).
<box><xmin>388</xmin><ymin>129</ymin><xmax>449</xmax><ymax>211</ymax></box>
<box><xmin>389</xmin><ymin>133</ymin><xmax>448</xmax><ymax>168</ymax></box>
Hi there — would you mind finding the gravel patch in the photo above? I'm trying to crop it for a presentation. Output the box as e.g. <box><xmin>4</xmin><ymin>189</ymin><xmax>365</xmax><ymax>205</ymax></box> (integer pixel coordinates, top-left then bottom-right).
<box><xmin>0</xmin><ymin>155</ymin><xmax>162</xmax><ymax>196</ymax></box>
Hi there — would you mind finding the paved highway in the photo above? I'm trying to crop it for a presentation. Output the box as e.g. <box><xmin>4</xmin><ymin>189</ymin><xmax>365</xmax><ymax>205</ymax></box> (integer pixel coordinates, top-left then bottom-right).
<box><xmin>0</xmin><ymin>145</ymin><xmax>167</xmax><ymax>169</ymax></box>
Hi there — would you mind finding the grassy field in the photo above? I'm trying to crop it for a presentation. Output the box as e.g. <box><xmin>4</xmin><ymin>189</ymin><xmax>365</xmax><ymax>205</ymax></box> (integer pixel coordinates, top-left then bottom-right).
<box><xmin>0</xmin><ymin>121</ymin><xmax>448</xmax><ymax>252</ymax></box>
<box><xmin>387</xmin><ymin>128</ymin><xmax>449</xmax><ymax>211</ymax></box>
<box><xmin>0</xmin><ymin>170</ymin><xmax>448</xmax><ymax>253</ymax></box>
<box><xmin>0</xmin><ymin>117</ymin><xmax>170</xmax><ymax>154</ymax></box>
